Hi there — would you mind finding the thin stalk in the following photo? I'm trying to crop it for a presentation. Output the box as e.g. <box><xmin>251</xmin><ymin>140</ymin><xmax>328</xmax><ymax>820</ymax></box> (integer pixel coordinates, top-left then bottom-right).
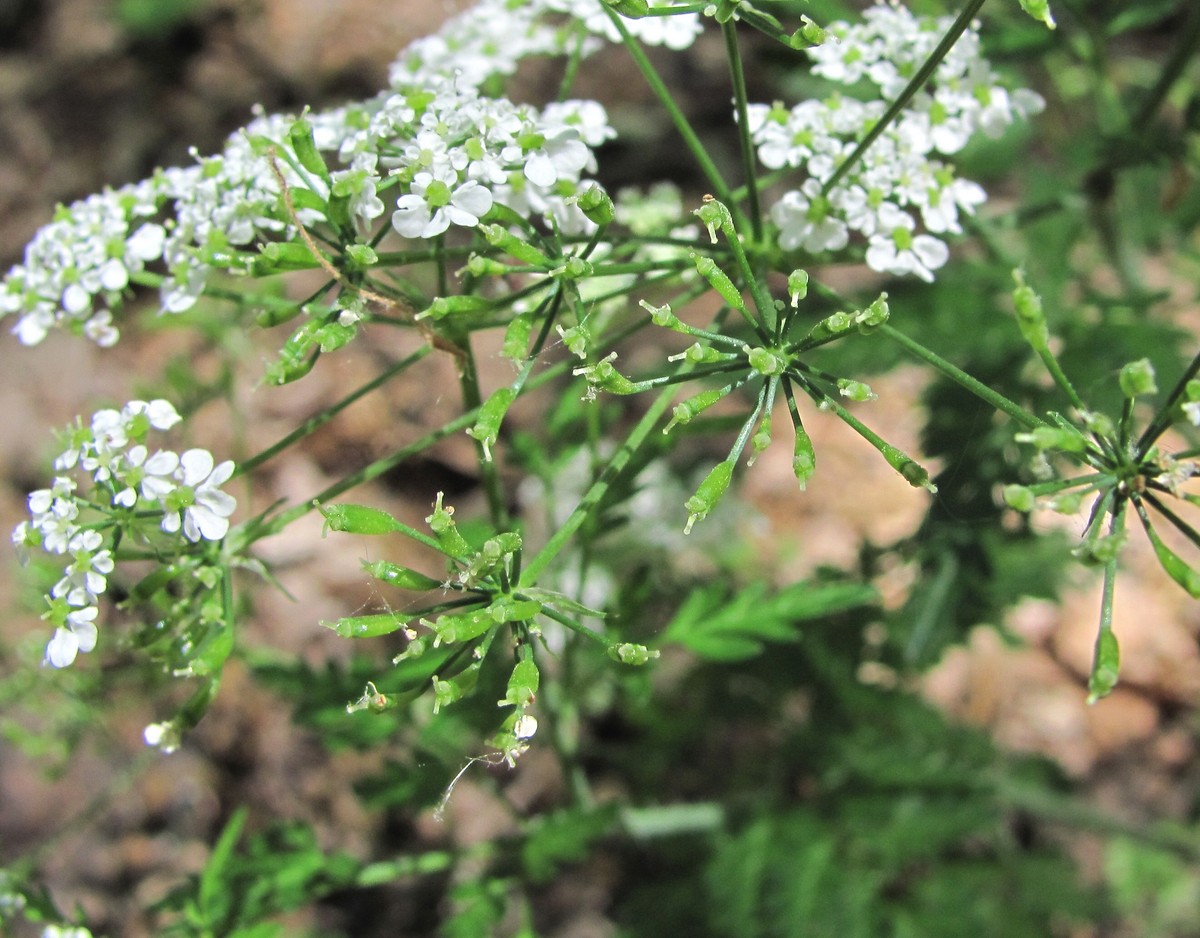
<box><xmin>234</xmin><ymin>346</ymin><xmax>431</xmax><ymax>477</ymax></box>
<box><xmin>821</xmin><ymin>0</ymin><xmax>988</xmax><ymax>197</ymax></box>
<box><xmin>1137</xmin><ymin>349</ymin><xmax>1200</xmax><ymax>457</ymax></box>
<box><xmin>723</xmin><ymin>20</ymin><xmax>762</xmax><ymax>243</ymax></box>
<box><xmin>522</xmin><ymin>380</ymin><xmax>679</xmax><ymax>583</ymax></box>
<box><xmin>606</xmin><ymin>9</ymin><xmax>743</xmax><ymax>227</ymax></box>
<box><xmin>455</xmin><ymin>333</ymin><xmax>509</xmax><ymax>528</ymax></box>
<box><xmin>880</xmin><ymin>324</ymin><xmax>1043</xmax><ymax>429</ymax></box>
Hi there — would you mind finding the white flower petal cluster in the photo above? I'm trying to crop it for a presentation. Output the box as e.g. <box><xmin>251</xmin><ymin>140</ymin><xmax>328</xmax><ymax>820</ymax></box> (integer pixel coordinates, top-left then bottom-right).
<box><xmin>13</xmin><ymin>399</ymin><xmax>237</xmax><ymax>668</ymax></box>
<box><xmin>3</xmin><ymin>0</ymin><xmax>627</xmax><ymax>348</ymax></box>
<box><xmin>758</xmin><ymin>3</ymin><xmax>1044</xmax><ymax>281</ymax></box>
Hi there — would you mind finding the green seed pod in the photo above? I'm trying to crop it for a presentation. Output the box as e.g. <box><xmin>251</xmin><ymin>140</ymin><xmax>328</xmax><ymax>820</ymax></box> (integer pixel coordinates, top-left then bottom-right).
<box><xmin>692</xmin><ymin>253</ymin><xmax>746</xmax><ymax>312</ymax></box>
<box><xmin>288</xmin><ymin>117</ymin><xmax>331</xmax><ymax>181</ymax></box>
<box><xmin>684</xmin><ymin>460</ymin><xmax>735</xmax><ymax>534</ymax></box>
<box><xmin>1015</xmin><ymin>426</ymin><xmax>1087</xmax><ymax>453</ymax></box>
<box><xmin>1087</xmin><ymin>630</ymin><xmax>1119</xmax><ymax>704</ymax></box>
<box><xmin>881</xmin><ymin>445</ymin><xmax>937</xmax><ymax>492</ymax></box>
<box><xmin>344</xmin><ymin>243</ymin><xmax>378</xmax><ymax>269</ymax></box>
<box><xmin>362</xmin><ymin>559</ymin><xmax>441</xmax><ymax>591</ymax></box>
<box><xmin>254</xmin><ymin>301</ymin><xmax>305</xmax><ymax>328</ymax></box>
<box><xmin>748</xmin><ymin>413</ymin><xmax>772</xmax><ymax>466</ymax></box>
<box><xmin>501</xmin><ymin>657</ymin><xmax>541</xmax><ymax>707</ymax></box>
<box><xmin>417</xmin><ymin>294</ymin><xmax>492</xmax><ymax>321</ymax></box>
<box><xmin>793</xmin><ymin>423</ymin><xmax>816</xmax><ymax>489</ymax></box>
<box><xmin>489</xmin><ymin>599</ymin><xmax>542</xmax><ymax>624</ymax></box>
<box><xmin>602</xmin><ymin>0</ymin><xmax>649</xmax><ymax>17</ymax></box>
<box><xmin>669</xmin><ymin>343</ymin><xmax>728</xmax><ymax>365</ymax></box>
<box><xmin>432</xmin><ymin>608</ymin><xmax>495</xmax><ymax>644</ymax></box>
<box><xmin>252</xmin><ymin>241</ymin><xmax>321</xmax><ymax>276</ymax></box>
<box><xmin>479</xmin><ymin>223</ymin><xmax>553</xmax><ymax>267</ymax></box>
<box><xmin>467</xmin><ymin>386</ymin><xmax>518</xmax><ymax>462</ymax></box>
<box><xmin>1012</xmin><ymin>269</ymin><xmax>1049</xmax><ymax>351</ymax></box>
<box><xmin>318</xmin><ymin>502</ymin><xmax>404</xmax><ymax>536</ymax></box>
<box><xmin>320</xmin><ymin>612</ymin><xmax>409</xmax><ymax>638</ymax></box>
<box><xmin>804</xmin><ymin>310</ymin><xmax>854</xmax><ymax>346</ymax></box>
<box><xmin>502</xmin><ymin>312</ymin><xmax>536</xmax><ymax>363</ymax></box>
<box><xmin>576</xmin><ymin>356</ymin><xmax>642</xmax><ymax>395</ymax></box>
<box><xmin>664</xmin><ymin>385</ymin><xmax>731</xmax><ymax>434</ymax></box>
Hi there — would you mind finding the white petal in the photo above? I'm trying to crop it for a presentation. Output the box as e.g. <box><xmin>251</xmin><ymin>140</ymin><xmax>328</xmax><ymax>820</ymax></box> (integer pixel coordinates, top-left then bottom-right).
<box><xmin>45</xmin><ymin>628</ymin><xmax>80</xmax><ymax>668</ymax></box>
<box><xmin>178</xmin><ymin>449</ymin><xmax>214</xmax><ymax>485</ymax></box>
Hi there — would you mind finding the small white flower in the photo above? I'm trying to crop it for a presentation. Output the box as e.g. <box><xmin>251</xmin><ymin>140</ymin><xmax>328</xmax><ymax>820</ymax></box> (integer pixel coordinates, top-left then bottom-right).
<box><xmin>392</xmin><ymin>169</ymin><xmax>493</xmax><ymax>239</ymax></box>
<box><xmin>161</xmin><ymin>448</ymin><xmax>237</xmax><ymax>542</ymax></box>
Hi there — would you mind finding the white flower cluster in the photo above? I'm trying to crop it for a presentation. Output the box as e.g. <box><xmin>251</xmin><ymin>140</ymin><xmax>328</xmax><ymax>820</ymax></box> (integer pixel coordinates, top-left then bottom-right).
<box><xmin>1</xmin><ymin>0</ymin><xmax>639</xmax><ymax>349</ymax></box>
<box><xmin>12</xmin><ymin>399</ymin><xmax>237</xmax><ymax>668</ymax></box>
<box><xmin>755</xmin><ymin>4</ymin><xmax>1044</xmax><ymax>281</ymax></box>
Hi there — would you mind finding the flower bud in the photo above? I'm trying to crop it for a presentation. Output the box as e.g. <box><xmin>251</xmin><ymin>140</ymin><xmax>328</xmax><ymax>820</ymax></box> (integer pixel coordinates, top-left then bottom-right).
<box><xmin>1118</xmin><ymin>358</ymin><xmax>1157</xmax><ymax>398</ymax></box>
<box><xmin>575</xmin><ymin>184</ymin><xmax>615</xmax><ymax>226</ymax></box>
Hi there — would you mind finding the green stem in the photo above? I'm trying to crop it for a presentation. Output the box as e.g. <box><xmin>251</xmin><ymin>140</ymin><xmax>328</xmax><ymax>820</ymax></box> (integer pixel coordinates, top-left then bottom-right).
<box><xmin>723</xmin><ymin>20</ymin><xmax>762</xmax><ymax>244</ymax></box>
<box><xmin>880</xmin><ymin>324</ymin><xmax>1043</xmax><ymax>430</ymax></box>
<box><xmin>606</xmin><ymin>8</ymin><xmax>742</xmax><ymax>227</ymax></box>
<box><xmin>234</xmin><ymin>346</ymin><xmax>430</xmax><ymax>477</ymax></box>
<box><xmin>455</xmin><ymin>331</ymin><xmax>508</xmax><ymax>528</ymax></box>
<box><xmin>522</xmin><ymin>380</ymin><xmax>678</xmax><ymax>583</ymax></box>
<box><xmin>1137</xmin><ymin>348</ymin><xmax>1200</xmax><ymax>458</ymax></box>
<box><xmin>821</xmin><ymin>0</ymin><xmax>988</xmax><ymax>197</ymax></box>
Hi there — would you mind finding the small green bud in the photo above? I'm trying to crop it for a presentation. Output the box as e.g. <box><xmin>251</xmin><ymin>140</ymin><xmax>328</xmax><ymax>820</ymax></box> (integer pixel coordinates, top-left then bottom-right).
<box><xmin>252</xmin><ymin>240</ymin><xmax>320</xmax><ymax>276</ymax></box>
<box><xmin>575</xmin><ymin>184</ymin><xmax>615</xmax><ymax>226</ymax></box>
<box><xmin>837</xmin><ymin>378</ymin><xmax>876</xmax><ymax>402</ymax></box>
<box><xmin>1002</xmin><ymin>484</ymin><xmax>1036</xmax><ymax>512</ymax></box>
<box><xmin>790</xmin><ymin>15</ymin><xmax>828</xmax><ymax>48</ymax></box>
<box><xmin>693</xmin><ymin>198</ymin><xmax>734</xmax><ymax>244</ymax></box>
<box><xmin>1072</xmin><ymin>531</ymin><xmax>1126</xmax><ymax>566</ymax></box>
<box><xmin>856</xmin><ymin>293</ymin><xmax>889</xmax><ymax>333</ymax></box>
<box><xmin>667</xmin><ymin>342</ymin><xmax>728</xmax><ymax>365</ymax></box>
<box><xmin>608</xmin><ymin>642</ymin><xmax>660</xmax><ymax>666</ymax></box>
<box><xmin>1079</xmin><ymin>410</ymin><xmax>1115</xmax><ymax>437</ymax></box>
<box><xmin>641</xmin><ymin>299</ymin><xmax>680</xmax><ymax>329</ymax></box>
<box><xmin>557</xmin><ymin>323</ymin><xmax>591</xmax><ymax>359</ymax></box>
<box><xmin>1119</xmin><ymin>358</ymin><xmax>1157</xmax><ymax>398</ymax></box>
<box><xmin>747</xmin><ymin>347</ymin><xmax>786</xmax><ymax>376</ymax></box>
<box><xmin>1018</xmin><ymin>0</ymin><xmax>1056</xmax><ymax>30</ymax></box>
<box><xmin>787</xmin><ymin>269</ymin><xmax>809</xmax><ymax>307</ymax></box>
<box><xmin>748</xmin><ymin>414</ymin><xmax>772</xmax><ymax>466</ymax></box>
<box><xmin>574</xmin><ymin>354</ymin><xmax>642</xmax><ymax>396</ymax></box>
<box><xmin>426</xmin><ymin>492</ymin><xmax>473</xmax><ymax>559</ymax></box>
<box><xmin>684</xmin><ymin>460</ymin><xmax>735</xmax><ymax>534</ymax></box>
<box><xmin>344</xmin><ymin>243</ymin><xmax>378</xmax><ymax>269</ymax></box>
<box><xmin>552</xmin><ymin>256</ymin><xmax>594</xmax><ymax>281</ymax></box>
<box><xmin>464</xmin><ymin>254</ymin><xmax>513</xmax><ymax>277</ymax></box>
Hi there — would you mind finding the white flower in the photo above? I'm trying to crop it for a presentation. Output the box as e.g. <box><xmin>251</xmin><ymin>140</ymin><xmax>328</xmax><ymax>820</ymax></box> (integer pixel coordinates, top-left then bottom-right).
<box><xmin>770</xmin><ymin>180</ymin><xmax>850</xmax><ymax>254</ymax></box>
<box><xmin>161</xmin><ymin>448</ymin><xmax>237</xmax><ymax>542</ymax></box>
<box><xmin>392</xmin><ymin>169</ymin><xmax>493</xmax><ymax>239</ymax></box>
<box><xmin>45</xmin><ymin>606</ymin><xmax>98</xmax><ymax>668</ymax></box>
<box><xmin>143</xmin><ymin>720</ymin><xmax>182</xmax><ymax>753</ymax></box>
<box><xmin>865</xmin><ymin>204</ymin><xmax>949</xmax><ymax>282</ymax></box>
